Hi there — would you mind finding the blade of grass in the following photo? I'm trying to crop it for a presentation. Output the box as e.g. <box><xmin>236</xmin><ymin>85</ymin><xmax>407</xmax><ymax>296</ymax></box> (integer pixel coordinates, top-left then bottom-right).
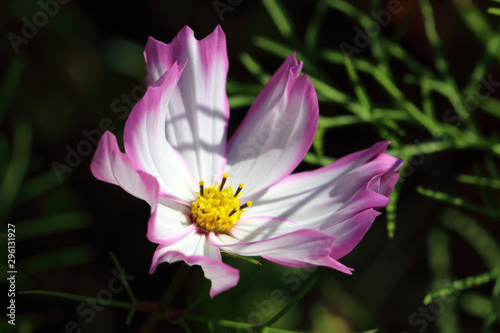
<box><xmin>239</xmin><ymin>52</ymin><xmax>271</xmax><ymax>85</ymax></box>
<box><xmin>109</xmin><ymin>252</ymin><xmax>138</xmax><ymax>305</ymax></box>
<box><xmin>464</xmin><ymin>32</ymin><xmax>500</xmax><ymax>97</ymax></box>
<box><xmin>419</xmin><ymin>0</ymin><xmax>473</xmax><ymax>129</ymax></box>
<box><xmin>488</xmin><ymin>8</ymin><xmax>500</xmax><ymax>16</ymax></box>
<box><xmin>261</xmin><ymin>0</ymin><xmax>296</xmax><ymax>43</ymax></box>
<box><xmin>481</xmin><ymin>274</ymin><xmax>500</xmax><ymax>332</ymax></box>
<box><xmin>0</xmin><ymin>121</ymin><xmax>32</xmax><ymax>223</ymax></box>
<box><xmin>15</xmin><ymin>211</ymin><xmax>91</xmax><ymax>241</ymax></box>
<box><xmin>427</xmin><ymin>228</ymin><xmax>461</xmax><ymax>333</ymax></box>
<box><xmin>417</xmin><ymin>187</ymin><xmax>497</xmax><ymax>218</ymax></box>
<box><xmin>441</xmin><ymin>209</ymin><xmax>500</xmax><ymax>270</ymax></box>
<box><xmin>228</xmin><ymin>96</ymin><xmax>257</xmax><ymax>109</ymax></box>
<box><xmin>260</xmin><ymin>277</ymin><xmax>317</xmax><ymax>328</ymax></box>
<box><xmin>252</xmin><ymin>36</ymin><xmax>324</xmax><ymax>79</ymax></box>
<box><xmin>304</xmin><ymin>0</ymin><xmax>330</xmax><ymax>55</ymax></box>
<box><xmin>0</xmin><ymin>55</ymin><xmax>27</xmax><ymax>124</ymax></box>
<box><xmin>17</xmin><ymin>168</ymin><xmax>64</xmax><ymax>204</ymax></box>
<box><xmin>424</xmin><ymin>269</ymin><xmax>500</xmax><ymax>304</ymax></box>
<box><xmin>19</xmin><ymin>290</ymin><xmax>133</xmax><ymax>309</ymax></box>
<box><xmin>19</xmin><ymin>247</ymin><xmax>93</xmax><ymax>274</ymax></box>
<box><xmin>343</xmin><ymin>56</ymin><xmax>372</xmax><ymax>120</ymax></box>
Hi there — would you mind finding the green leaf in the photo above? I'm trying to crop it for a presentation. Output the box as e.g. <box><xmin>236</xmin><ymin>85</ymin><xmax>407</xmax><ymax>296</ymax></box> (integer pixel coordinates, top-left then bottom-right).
<box><xmin>261</xmin><ymin>0</ymin><xmax>296</xmax><ymax>43</ymax></box>
<box><xmin>15</xmin><ymin>211</ymin><xmax>92</xmax><ymax>241</ymax></box>
<box><xmin>19</xmin><ymin>247</ymin><xmax>93</xmax><ymax>274</ymax></box>
<box><xmin>481</xmin><ymin>274</ymin><xmax>500</xmax><ymax>332</ymax></box>
<box><xmin>303</xmin><ymin>153</ymin><xmax>334</xmax><ymax>167</ymax></box>
<box><xmin>228</xmin><ymin>96</ymin><xmax>256</xmax><ymax>109</ymax></box>
<box><xmin>108</xmin><ymin>252</ymin><xmax>138</xmax><ymax>305</ymax></box>
<box><xmin>252</xmin><ymin>36</ymin><xmax>321</xmax><ymax>78</ymax></box>
<box><xmin>102</xmin><ymin>38</ymin><xmax>146</xmax><ymax>80</ymax></box>
<box><xmin>488</xmin><ymin>8</ymin><xmax>500</xmax><ymax>16</ymax></box>
<box><xmin>0</xmin><ymin>55</ymin><xmax>27</xmax><ymax>125</ymax></box>
<box><xmin>460</xmin><ymin>292</ymin><xmax>498</xmax><ymax>320</ymax></box>
<box><xmin>304</xmin><ymin>0</ymin><xmax>330</xmax><ymax>55</ymax></box>
<box><xmin>343</xmin><ymin>56</ymin><xmax>371</xmax><ymax>120</ymax></box>
<box><xmin>0</xmin><ymin>121</ymin><xmax>32</xmax><ymax>223</ymax></box>
<box><xmin>19</xmin><ymin>290</ymin><xmax>133</xmax><ymax>309</ymax></box>
<box><xmin>456</xmin><ymin>174</ymin><xmax>500</xmax><ymax>191</ymax></box>
<box><xmin>188</xmin><ymin>314</ymin><xmax>307</xmax><ymax>333</ymax></box>
<box><xmin>426</xmin><ymin>228</ymin><xmax>461</xmax><ymax>333</ymax></box>
<box><xmin>17</xmin><ymin>168</ymin><xmax>65</xmax><ymax>204</ymax></box>
<box><xmin>221</xmin><ymin>251</ymin><xmax>262</xmax><ymax>266</ymax></box>
<box><xmin>260</xmin><ymin>277</ymin><xmax>317</xmax><ymax>329</ymax></box>
<box><xmin>441</xmin><ymin>209</ymin><xmax>500</xmax><ymax>269</ymax></box>
<box><xmin>239</xmin><ymin>52</ymin><xmax>271</xmax><ymax>85</ymax></box>
<box><xmin>424</xmin><ymin>269</ymin><xmax>500</xmax><ymax>305</ymax></box>
<box><xmin>417</xmin><ymin>187</ymin><xmax>496</xmax><ymax>218</ymax></box>
<box><xmin>0</xmin><ymin>316</ymin><xmax>36</xmax><ymax>333</ymax></box>
<box><xmin>455</xmin><ymin>0</ymin><xmax>497</xmax><ymax>60</ymax></box>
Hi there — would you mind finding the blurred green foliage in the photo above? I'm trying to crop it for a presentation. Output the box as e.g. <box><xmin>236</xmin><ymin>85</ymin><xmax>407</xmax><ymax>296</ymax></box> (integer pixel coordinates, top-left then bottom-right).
<box><xmin>1</xmin><ymin>0</ymin><xmax>500</xmax><ymax>332</ymax></box>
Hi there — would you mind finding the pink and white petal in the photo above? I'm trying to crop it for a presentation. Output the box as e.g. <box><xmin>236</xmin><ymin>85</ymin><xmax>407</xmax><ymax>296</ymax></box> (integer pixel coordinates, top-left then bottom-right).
<box><xmin>327</xmin><ymin>209</ymin><xmax>381</xmax><ymax>260</ymax></box>
<box><xmin>91</xmin><ymin>131</ymin><xmax>158</xmax><ymax>206</ymax></box>
<box><xmin>241</xmin><ymin>142</ymin><xmax>402</xmax><ymax>259</ymax></box>
<box><xmin>247</xmin><ymin>142</ymin><xmax>402</xmax><ymax>225</ymax></box>
<box><xmin>377</xmin><ymin>171</ymin><xmax>400</xmax><ymax>197</ymax></box>
<box><xmin>210</xmin><ymin>230</ymin><xmax>352</xmax><ymax>274</ymax></box>
<box><xmin>144</xmin><ymin>26</ymin><xmax>229</xmax><ymax>185</ymax></box>
<box><xmin>124</xmin><ymin>63</ymin><xmax>198</xmax><ymax>203</ymax></box>
<box><xmin>230</xmin><ymin>216</ymin><xmax>300</xmax><ymax>242</ymax></box>
<box><xmin>226</xmin><ymin>53</ymin><xmax>318</xmax><ymax>198</ymax></box>
<box><xmin>147</xmin><ymin>197</ymin><xmax>195</xmax><ymax>244</ymax></box>
<box><xmin>150</xmin><ymin>232</ymin><xmax>239</xmax><ymax>298</ymax></box>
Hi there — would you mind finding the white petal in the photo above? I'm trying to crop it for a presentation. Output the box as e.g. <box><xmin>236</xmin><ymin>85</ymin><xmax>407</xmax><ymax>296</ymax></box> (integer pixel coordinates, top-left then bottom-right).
<box><xmin>147</xmin><ymin>197</ymin><xmax>195</xmax><ymax>244</ymax></box>
<box><xmin>91</xmin><ymin>131</ymin><xmax>158</xmax><ymax>205</ymax></box>
<box><xmin>247</xmin><ymin>142</ymin><xmax>402</xmax><ymax>229</ymax></box>
<box><xmin>226</xmin><ymin>54</ymin><xmax>318</xmax><ymax>198</ymax></box>
<box><xmin>124</xmin><ymin>63</ymin><xmax>198</xmax><ymax>203</ymax></box>
<box><xmin>144</xmin><ymin>26</ymin><xmax>229</xmax><ymax>185</ymax></box>
<box><xmin>230</xmin><ymin>216</ymin><xmax>300</xmax><ymax>243</ymax></box>
<box><xmin>150</xmin><ymin>232</ymin><xmax>239</xmax><ymax>298</ymax></box>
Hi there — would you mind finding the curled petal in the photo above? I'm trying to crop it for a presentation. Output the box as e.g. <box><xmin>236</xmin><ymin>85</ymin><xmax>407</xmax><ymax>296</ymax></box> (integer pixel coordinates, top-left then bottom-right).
<box><xmin>226</xmin><ymin>53</ymin><xmax>318</xmax><ymax>198</ymax></box>
<box><xmin>210</xmin><ymin>230</ymin><xmax>352</xmax><ymax>274</ymax></box>
<box><xmin>150</xmin><ymin>232</ymin><xmax>239</xmax><ymax>298</ymax></box>
<box><xmin>147</xmin><ymin>197</ymin><xmax>195</xmax><ymax>244</ymax></box>
<box><xmin>91</xmin><ymin>131</ymin><xmax>158</xmax><ymax>206</ymax></box>
<box><xmin>247</xmin><ymin>141</ymin><xmax>403</xmax><ymax>259</ymax></box>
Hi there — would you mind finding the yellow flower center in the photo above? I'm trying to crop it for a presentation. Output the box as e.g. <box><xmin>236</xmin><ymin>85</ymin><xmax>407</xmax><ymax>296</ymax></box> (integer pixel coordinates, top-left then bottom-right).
<box><xmin>191</xmin><ymin>173</ymin><xmax>251</xmax><ymax>233</ymax></box>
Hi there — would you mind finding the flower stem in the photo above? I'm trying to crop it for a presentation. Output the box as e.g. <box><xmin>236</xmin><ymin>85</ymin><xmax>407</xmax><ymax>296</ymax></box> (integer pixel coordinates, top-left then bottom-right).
<box><xmin>139</xmin><ymin>264</ymin><xmax>190</xmax><ymax>333</ymax></box>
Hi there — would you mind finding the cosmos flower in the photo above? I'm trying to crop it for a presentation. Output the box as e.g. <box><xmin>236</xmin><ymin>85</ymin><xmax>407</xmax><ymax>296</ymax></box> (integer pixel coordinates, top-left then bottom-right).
<box><xmin>91</xmin><ymin>26</ymin><xmax>403</xmax><ymax>297</ymax></box>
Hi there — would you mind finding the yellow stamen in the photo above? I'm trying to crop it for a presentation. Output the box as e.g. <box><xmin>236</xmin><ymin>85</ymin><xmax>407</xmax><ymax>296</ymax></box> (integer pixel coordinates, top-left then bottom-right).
<box><xmin>219</xmin><ymin>173</ymin><xmax>229</xmax><ymax>190</ymax></box>
<box><xmin>199</xmin><ymin>181</ymin><xmax>204</xmax><ymax>196</ymax></box>
<box><xmin>191</xmin><ymin>174</ymin><xmax>251</xmax><ymax>233</ymax></box>
<box><xmin>234</xmin><ymin>184</ymin><xmax>244</xmax><ymax>197</ymax></box>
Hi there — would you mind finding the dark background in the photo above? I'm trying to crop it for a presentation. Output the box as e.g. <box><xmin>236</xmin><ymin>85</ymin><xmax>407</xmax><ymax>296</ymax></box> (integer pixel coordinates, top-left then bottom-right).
<box><xmin>1</xmin><ymin>0</ymin><xmax>500</xmax><ymax>332</ymax></box>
